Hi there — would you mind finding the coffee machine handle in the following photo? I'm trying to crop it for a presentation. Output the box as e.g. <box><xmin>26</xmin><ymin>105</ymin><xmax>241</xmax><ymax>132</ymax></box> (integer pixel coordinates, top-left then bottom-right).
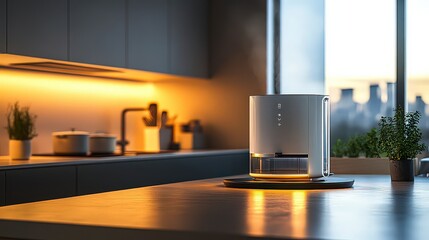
<box><xmin>322</xmin><ymin>96</ymin><xmax>330</xmax><ymax>177</ymax></box>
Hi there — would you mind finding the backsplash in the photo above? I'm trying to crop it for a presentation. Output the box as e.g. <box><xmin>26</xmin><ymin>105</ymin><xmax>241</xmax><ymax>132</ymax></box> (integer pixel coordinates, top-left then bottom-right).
<box><xmin>0</xmin><ymin>69</ymin><xmax>155</xmax><ymax>155</ymax></box>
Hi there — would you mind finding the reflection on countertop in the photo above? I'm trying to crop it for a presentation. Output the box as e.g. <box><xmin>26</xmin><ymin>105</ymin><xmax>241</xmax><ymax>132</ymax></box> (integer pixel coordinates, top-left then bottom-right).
<box><xmin>0</xmin><ymin>149</ymin><xmax>248</xmax><ymax>170</ymax></box>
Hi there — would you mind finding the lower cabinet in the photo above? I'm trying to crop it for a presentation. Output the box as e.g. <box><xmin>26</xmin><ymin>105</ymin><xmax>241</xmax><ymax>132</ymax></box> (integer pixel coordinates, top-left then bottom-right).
<box><xmin>1</xmin><ymin>152</ymin><xmax>248</xmax><ymax>205</ymax></box>
<box><xmin>77</xmin><ymin>153</ymin><xmax>248</xmax><ymax>195</ymax></box>
<box><xmin>5</xmin><ymin>166</ymin><xmax>76</xmax><ymax>205</ymax></box>
<box><xmin>0</xmin><ymin>171</ymin><xmax>5</xmax><ymax>206</ymax></box>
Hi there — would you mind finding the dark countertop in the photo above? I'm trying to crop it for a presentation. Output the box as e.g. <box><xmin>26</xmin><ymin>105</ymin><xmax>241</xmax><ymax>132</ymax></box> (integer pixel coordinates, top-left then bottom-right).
<box><xmin>0</xmin><ymin>174</ymin><xmax>428</xmax><ymax>240</ymax></box>
<box><xmin>0</xmin><ymin>149</ymin><xmax>248</xmax><ymax>170</ymax></box>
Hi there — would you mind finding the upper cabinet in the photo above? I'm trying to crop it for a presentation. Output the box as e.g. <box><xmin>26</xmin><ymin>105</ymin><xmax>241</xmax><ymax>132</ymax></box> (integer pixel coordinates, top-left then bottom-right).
<box><xmin>7</xmin><ymin>0</ymin><xmax>68</xmax><ymax>60</ymax></box>
<box><xmin>3</xmin><ymin>0</ymin><xmax>209</xmax><ymax>79</ymax></box>
<box><xmin>128</xmin><ymin>0</ymin><xmax>169</xmax><ymax>74</ymax></box>
<box><xmin>170</xmin><ymin>0</ymin><xmax>209</xmax><ymax>78</ymax></box>
<box><xmin>0</xmin><ymin>0</ymin><xmax>5</xmax><ymax>53</ymax></box>
<box><xmin>69</xmin><ymin>0</ymin><xmax>126</xmax><ymax>68</ymax></box>
<box><xmin>128</xmin><ymin>0</ymin><xmax>208</xmax><ymax>78</ymax></box>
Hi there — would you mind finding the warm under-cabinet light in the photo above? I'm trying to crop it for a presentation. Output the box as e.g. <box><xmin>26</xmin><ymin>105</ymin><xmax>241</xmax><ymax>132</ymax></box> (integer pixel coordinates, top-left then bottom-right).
<box><xmin>0</xmin><ymin>68</ymin><xmax>155</xmax><ymax>101</ymax></box>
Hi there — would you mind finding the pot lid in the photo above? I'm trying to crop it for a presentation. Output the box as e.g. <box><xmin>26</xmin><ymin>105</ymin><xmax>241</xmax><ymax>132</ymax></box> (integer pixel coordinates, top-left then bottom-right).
<box><xmin>52</xmin><ymin>131</ymin><xmax>89</xmax><ymax>136</ymax></box>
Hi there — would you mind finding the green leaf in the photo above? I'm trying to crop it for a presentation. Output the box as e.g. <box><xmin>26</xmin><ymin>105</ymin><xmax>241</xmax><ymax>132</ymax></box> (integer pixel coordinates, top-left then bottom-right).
<box><xmin>5</xmin><ymin>102</ymin><xmax>38</xmax><ymax>140</ymax></box>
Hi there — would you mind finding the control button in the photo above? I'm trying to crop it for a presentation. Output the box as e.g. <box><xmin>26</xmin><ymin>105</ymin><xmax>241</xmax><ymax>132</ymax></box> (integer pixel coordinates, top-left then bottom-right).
<box><xmin>278</xmin><ymin>113</ymin><xmax>281</xmax><ymax>117</ymax></box>
<box><xmin>278</xmin><ymin>123</ymin><xmax>281</xmax><ymax>126</ymax></box>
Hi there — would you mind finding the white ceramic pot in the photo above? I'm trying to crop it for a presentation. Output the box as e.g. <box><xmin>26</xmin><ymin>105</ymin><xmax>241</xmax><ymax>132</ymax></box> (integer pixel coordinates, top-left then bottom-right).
<box><xmin>90</xmin><ymin>134</ymin><xmax>117</xmax><ymax>154</ymax></box>
<box><xmin>9</xmin><ymin>139</ymin><xmax>31</xmax><ymax>160</ymax></box>
<box><xmin>52</xmin><ymin>131</ymin><xmax>89</xmax><ymax>155</ymax></box>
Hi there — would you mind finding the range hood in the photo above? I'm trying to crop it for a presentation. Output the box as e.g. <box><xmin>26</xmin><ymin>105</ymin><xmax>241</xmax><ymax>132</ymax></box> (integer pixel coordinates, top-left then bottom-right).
<box><xmin>10</xmin><ymin>61</ymin><xmax>121</xmax><ymax>74</ymax></box>
<box><xmin>0</xmin><ymin>54</ymin><xmax>189</xmax><ymax>82</ymax></box>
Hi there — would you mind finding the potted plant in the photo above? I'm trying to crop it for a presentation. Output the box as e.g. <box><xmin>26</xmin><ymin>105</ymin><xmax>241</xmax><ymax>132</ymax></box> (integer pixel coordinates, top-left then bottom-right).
<box><xmin>5</xmin><ymin>102</ymin><xmax>37</xmax><ymax>160</ymax></box>
<box><xmin>378</xmin><ymin>107</ymin><xmax>426</xmax><ymax>181</ymax></box>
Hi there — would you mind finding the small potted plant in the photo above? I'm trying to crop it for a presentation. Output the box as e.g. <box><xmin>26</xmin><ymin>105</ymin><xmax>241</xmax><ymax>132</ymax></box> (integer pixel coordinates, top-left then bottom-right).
<box><xmin>378</xmin><ymin>107</ymin><xmax>426</xmax><ymax>181</ymax></box>
<box><xmin>5</xmin><ymin>102</ymin><xmax>38</xmax><ymax>160</ymax></box>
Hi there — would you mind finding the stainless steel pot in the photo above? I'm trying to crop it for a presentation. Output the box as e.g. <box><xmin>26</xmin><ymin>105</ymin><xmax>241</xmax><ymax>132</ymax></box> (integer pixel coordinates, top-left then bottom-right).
<box><xmin>90</xmin><ymin>133</ymin><xmax>117</xmax><ymax>154</ymax></box>
<box><xmin>52</xmin><ymin>131</ymin><xmax>89</xmax><ymax>155</ymax></box>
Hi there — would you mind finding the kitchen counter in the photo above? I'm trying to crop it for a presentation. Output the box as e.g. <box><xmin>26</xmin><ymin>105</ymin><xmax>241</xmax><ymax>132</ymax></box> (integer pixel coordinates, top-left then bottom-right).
<box><xmin>0</xmin><ymin>149</ymin><xmax>247</xmax><ymax>170</ymax></box>
<box><xmin>0</xmin><ymin>174</ymin><xmax>428</xmax><ymax>240</ymax></box>
<box><xmin>0</xmin><ymin>149</ymin><xmax>248</xmax><ymax>206</ymax></box>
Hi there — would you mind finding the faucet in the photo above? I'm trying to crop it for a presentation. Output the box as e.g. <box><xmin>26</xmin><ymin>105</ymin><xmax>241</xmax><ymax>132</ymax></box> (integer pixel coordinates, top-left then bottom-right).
<box><xmin>118</xmin><ymin>108</ymin><xmax>147</xmax><ymax>155</ymax></box>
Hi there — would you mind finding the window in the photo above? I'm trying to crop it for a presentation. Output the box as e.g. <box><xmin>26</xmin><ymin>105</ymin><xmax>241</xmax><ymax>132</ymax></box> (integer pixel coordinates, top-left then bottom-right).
<box><xmin>268</xmin><ymin>0</ymin><xmax>425</xmax><ymax>152</ymax></box>
<box><xmin>325</xmin><ymin>0</ymin><xmax>396</xmax><ymax>144</ymax></box>
<box><xmin>407</xmin><ymin>0</ymin><xmax>429</xmax><ymax>145</ymax></box>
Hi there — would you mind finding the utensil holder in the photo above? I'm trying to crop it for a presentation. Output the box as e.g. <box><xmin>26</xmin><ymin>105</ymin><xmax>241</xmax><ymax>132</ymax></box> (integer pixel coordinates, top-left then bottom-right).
<box><xmin>159</xmin><ymin>128</ymin><xmax>172</xmax><ymax>150</ymax></box>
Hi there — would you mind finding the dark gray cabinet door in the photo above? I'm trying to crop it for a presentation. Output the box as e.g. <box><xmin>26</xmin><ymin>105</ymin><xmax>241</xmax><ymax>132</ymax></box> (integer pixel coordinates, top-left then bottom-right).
<box><xmin>128</xmin><ymin>0</ymin><xmax>169</xmax><ymax>73</ymax></box>
<box><xmin>77</xmin><ymin>153</ymin><xmax>248</xmax><ymax>195</ymax></box>
<box><xmin>77</xmin><ymin>159</ymin><xmax>180</xmax><ymax>195</ymax></box>
<box><xmin>5</xmin><ymin>166</ymin><xmax>76</xmax><ymax>205</ymax></box>
<box><xmin>0</xmin><ymin>171</ymin><xmax>5</xmax><ymax>206</ymax></box>
<box><xmin>0</xmin><ymin>0</ymin><xmax>6</xmax><ymax>53</ymax></box>
<box><xmin>69</xmin><ymin>0</ymin><xmax>126</xmax><ymax>67</ymax></box>
<box><xmin>171</xmin><ymin>0</ymin><xmax>209</xmax><ymax>78</ymax></box>
<box><xmin>7</xmin><ymin>0</ymin><xmax>68</xmax><ymax>60</ymax></box>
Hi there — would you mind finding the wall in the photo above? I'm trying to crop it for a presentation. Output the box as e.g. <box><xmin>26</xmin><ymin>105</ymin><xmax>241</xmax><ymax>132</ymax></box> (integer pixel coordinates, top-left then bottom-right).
<box><xmin>0</xmin><ymin>0</ymin><xmax>266</xmax><ymax>155</ymax></box>
<box><xmin>153</xmin><ymin>0</ymin><xmax>266</xmax><ymax>149</ymax></box>
<box><xmin>0</xmin><ymin>69</ymin><xmax>155</xmax><ymax>155</ymax></box>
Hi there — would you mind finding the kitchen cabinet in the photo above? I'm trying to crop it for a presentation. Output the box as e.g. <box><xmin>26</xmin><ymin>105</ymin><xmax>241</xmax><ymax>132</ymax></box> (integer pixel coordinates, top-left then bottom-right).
<box><xmin>0</xmin><ymin>150</ymin><xmax>247</xmax><ymax>205</ymax></box>
<box><xmin>128</xmin><ymin>0</ymin><xmax>169</xmax><ymax>74</ymax></box>
<box><xmin>0</xmin><ymin>0</ymin><xmax>6</xmax><ymax>53</ymax></box>
<box><xmin>4</xmin><ymin>0</ymin><xmax>209</xmax><ymax>79</ymax></box>
<box><xmin>0</xmin><ymin>171</ymin><xmax>5</xmax><ymax>206</ymax></box>
<box><xmin>170</xmin><ymin>0</ymin><xmax>209</xmax><ymax>78</ymax></box>
<box><xmin>128</xmin><ymin>0</ymin><xmax>209</xmax><ymax>78</ymax></box>
<box><xmin>7</xmin><ymin>0</ymin><xmax>68</xmax><ymax>60</ymax></box>
<box><xmin>5</xmin><ymin>166</ymin><xmax>76</xmax><ymax>205</ymax></box>
<box><xmin>69</xmin><ymin>0</ymin><xmax>126</xmax><ymax>67</ymax></box>
<box><xmin>77</xmin><ymin>153</ymin><xmax>247</xmax><ymax>195</ymax></box>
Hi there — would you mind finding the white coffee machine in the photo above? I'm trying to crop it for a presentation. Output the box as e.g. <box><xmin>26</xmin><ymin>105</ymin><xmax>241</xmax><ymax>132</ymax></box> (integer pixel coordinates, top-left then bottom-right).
<box><xmin>249</xmin><ymin>94</ymin><xmax>330</xmax><ymax>179</ymax></box>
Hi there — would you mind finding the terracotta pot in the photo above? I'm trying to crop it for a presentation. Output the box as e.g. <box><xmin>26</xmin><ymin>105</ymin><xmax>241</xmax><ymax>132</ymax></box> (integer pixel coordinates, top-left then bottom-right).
<box><xmin>9</xmin><ymin>140</ymin><xmax>31</xmax><ymax>160</ymax></box>
<box><xmin>389</xmin><ymin>159</ymin><xmax>414</xmax><ymax>181</ymax></box>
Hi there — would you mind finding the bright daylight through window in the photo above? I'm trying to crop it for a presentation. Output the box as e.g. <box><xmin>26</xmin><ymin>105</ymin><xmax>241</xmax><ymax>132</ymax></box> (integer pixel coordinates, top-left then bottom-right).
<box><xmin>325</xmin><ymin>0</ymin><xmax>396</xmax><ymax>146</ymax></box>
<box><xmin>407</xmin><ymin>0</ymin><xmax>429</xmax><ymax>146</ymax></box>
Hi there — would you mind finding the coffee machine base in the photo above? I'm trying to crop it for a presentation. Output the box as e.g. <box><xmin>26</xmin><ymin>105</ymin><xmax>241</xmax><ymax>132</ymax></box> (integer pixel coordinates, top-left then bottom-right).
<box><xmin>223</xmin><ymin>177</ymin><xmax>354</xmax><ymax>189</ymax></box>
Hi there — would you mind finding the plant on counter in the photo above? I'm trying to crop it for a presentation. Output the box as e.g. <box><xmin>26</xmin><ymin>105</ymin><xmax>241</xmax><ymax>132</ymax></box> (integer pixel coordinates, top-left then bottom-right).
<box><xmin>5</xmin><ymin>102</ymin><xmax>37</xmax><ymax>160</ymax></box>
<box><xmin>378</xmin><ymin>107</ymin><xmax>426</xmax><ymax>181</ymax></box>
<box><xmin>6</xmin><ymin>102</ymin><xmax>37</xmax><ymax>140</ymax></box>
